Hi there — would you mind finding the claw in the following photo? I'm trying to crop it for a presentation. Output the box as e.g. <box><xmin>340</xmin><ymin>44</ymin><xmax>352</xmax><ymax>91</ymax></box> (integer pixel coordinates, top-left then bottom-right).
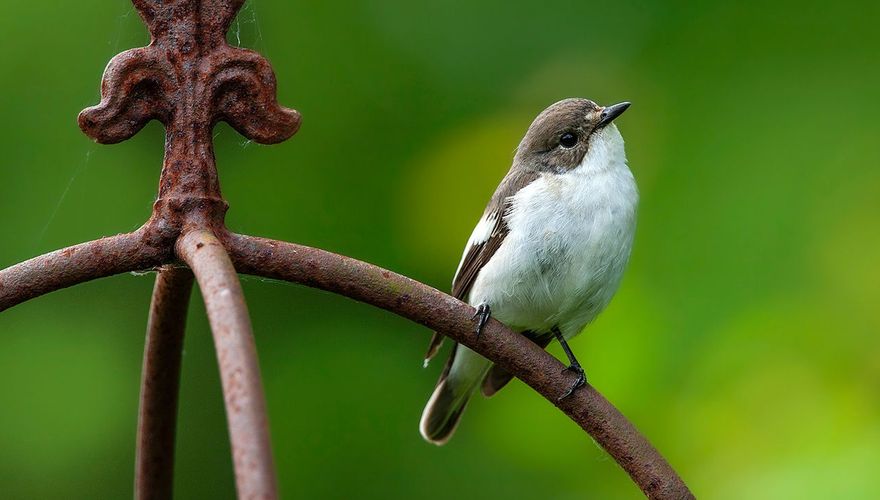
<box><xmin>472</xmin><ymin>303</ymin><xmax>491</xmax><ymax>338</ymax></box>
<box><xmin>558</xmin><ymin>363</ymin><xmax>586</xmax><ymax>401</ymax></box>
<box><xmin>552</xmin><ymin>327</ymin><xmax>588</xmax><ymax>400</ymax></box>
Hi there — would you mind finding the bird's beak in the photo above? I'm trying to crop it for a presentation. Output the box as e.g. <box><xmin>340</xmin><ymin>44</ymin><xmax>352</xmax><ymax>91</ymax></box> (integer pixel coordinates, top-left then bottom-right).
<box><xmin>598</xmin><ymin>102</ymin><xmax>631</xmax><ymax>127</ymax></box>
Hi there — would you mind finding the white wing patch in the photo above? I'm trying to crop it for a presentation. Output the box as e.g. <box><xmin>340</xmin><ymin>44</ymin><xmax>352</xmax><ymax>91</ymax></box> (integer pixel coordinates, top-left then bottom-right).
<box><xmin>452</xmin><ymin>211</ymin><xmax>497</xmax><ymax>284</ymax></box>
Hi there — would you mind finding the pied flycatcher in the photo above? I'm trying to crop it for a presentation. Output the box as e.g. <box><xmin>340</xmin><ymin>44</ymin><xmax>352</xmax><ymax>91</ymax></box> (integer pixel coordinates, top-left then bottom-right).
<box><xmin>420</xmin><ymin>98</ymin><xmax>638</xmax><ymax>445</ymax></box>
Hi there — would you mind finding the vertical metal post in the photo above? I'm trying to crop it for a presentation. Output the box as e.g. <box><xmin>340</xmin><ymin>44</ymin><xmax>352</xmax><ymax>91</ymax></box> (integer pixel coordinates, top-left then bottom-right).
<box><xmin>177</xmin><ymin>230</ymin><xmax>276</xmax><ymax>500</ymax></box>
<box><xmin>136</xmin><ymin>267</ymin><xmax>194</xmax><ymax>500</ymax></box>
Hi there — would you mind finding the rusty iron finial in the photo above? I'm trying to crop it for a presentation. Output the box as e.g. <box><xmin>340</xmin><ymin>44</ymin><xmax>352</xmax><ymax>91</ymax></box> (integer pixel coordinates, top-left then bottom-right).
<box><xmin>79</xmin><ymin>0</ymin><xmax>301</xmax><ymax>206</ymax></box>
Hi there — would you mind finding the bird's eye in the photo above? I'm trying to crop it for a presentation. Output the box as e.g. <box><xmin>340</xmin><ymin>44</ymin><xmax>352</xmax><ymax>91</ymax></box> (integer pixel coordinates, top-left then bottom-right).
<box><xmin>559</xmin><ymin>132</ymin><xmax>578</xmax><ymax>148</ymax></box>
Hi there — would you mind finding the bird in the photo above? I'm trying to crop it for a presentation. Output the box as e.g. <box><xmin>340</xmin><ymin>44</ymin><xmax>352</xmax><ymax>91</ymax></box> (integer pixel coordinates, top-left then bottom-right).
<box><xmin>419</xmin><ymin>98</ymin><xmax>638</xmax><ymax>445</ymax></box>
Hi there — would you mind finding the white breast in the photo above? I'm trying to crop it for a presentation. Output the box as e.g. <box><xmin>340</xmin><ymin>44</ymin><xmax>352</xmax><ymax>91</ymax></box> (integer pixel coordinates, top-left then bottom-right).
<box><xmin>467</xmin><ymin>124</ymin><xmax>638</xmax><ymax>338</ymax></box>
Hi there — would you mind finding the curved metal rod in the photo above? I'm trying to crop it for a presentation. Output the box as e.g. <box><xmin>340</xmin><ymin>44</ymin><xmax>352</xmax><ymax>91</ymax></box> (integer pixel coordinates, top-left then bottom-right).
<box><xmin>136</xmin><ymin>266</ymin><xmax>194</xmax><ymax>500</ymax></box>
<box><xmin>0</xmin><ymin>227</ymin><xmax>171</xmax><ymax>312</ymax></box>
<box><xmin>223</xmin><ymin>232</ymin><xmax>693</xmax><ymax>500</ymax></box>
<box><xmin>176</xmin><ymin>229</ymin><xmax>277</xmax><ymax>500</ymax></box>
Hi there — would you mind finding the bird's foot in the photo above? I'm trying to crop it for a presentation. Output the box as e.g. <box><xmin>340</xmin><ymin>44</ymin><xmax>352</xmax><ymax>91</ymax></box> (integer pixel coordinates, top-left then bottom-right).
<box><xmin>558</xmin><ymin>363</ymin><xmax>586</xmax><ymax>401</ymax></box>
<box><xmin>472</xmin><ymin>303</ymin><xmax>491</xmax><ymax>338</ymax></box>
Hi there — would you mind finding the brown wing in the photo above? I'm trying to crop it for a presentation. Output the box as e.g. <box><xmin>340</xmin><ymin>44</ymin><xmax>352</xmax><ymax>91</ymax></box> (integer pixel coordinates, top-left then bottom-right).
<box><xmin>451</xmin><ymin>214</ymin><xmax>508</xmax><ymax>299</ymax></box>
<box><xmin>423</xmin><ymin>169</ymin><xmax>540</xmax><ymax>364</ymax></box>
<box><xmin>422</xmin><ymin>214</ymin><xmax>507</xmax><ymax>362</ymax></box>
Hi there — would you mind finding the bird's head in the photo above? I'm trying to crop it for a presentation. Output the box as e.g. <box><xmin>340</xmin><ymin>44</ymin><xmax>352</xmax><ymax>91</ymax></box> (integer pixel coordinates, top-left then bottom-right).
<box><xmin>515</xmin><ymin>98</ymin><xmax>630</xmax><ymax>174</ymax></box>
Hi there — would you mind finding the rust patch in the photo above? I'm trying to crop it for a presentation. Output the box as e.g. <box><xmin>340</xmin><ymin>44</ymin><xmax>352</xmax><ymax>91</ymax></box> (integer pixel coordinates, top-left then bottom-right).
<box><xmin>79</xmin><ymin>0</ymin><xmax>300</xmax><ymax>231</ymax></box>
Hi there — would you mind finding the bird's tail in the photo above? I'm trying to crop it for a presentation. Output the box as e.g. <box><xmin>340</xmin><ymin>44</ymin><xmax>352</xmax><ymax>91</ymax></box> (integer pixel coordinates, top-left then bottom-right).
<box><xmin>419</xmin><ymin>344</ymin><xmax>492</xmax><ymax>445</ymax></box>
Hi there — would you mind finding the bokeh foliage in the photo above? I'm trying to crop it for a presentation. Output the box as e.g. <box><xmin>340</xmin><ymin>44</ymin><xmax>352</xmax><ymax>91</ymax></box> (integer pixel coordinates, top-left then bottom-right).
<box><xmin>1</xmin><ymin>1</ymin><xmax>878</xmax><ymax>498</ymax></box>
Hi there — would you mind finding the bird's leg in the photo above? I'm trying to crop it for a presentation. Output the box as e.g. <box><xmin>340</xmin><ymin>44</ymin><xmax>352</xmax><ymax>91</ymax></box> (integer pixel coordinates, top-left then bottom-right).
<box><xmin>472</xmin><ymin>303</ymin><xmax>491</xmax><ymax>338</ymax></box>
<box><xmin>553</xmin><ymin>327</ymin><xmax>586</xmax><ymax>400</ymax></box>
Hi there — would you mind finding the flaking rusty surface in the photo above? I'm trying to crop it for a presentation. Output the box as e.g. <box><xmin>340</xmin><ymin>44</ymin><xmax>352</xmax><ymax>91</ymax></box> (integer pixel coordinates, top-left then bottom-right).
<box><xmin>79</xmin><ymin>0</ymin><xmax>300</xmax><ymax>222</ymax></box>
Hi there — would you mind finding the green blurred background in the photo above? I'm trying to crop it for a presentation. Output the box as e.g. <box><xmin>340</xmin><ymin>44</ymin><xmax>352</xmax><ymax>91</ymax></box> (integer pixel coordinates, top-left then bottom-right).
<box><xmin>1</xmin><ymin>0</ymin><xmax>878</xmax><ymax>498</ymax></box>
